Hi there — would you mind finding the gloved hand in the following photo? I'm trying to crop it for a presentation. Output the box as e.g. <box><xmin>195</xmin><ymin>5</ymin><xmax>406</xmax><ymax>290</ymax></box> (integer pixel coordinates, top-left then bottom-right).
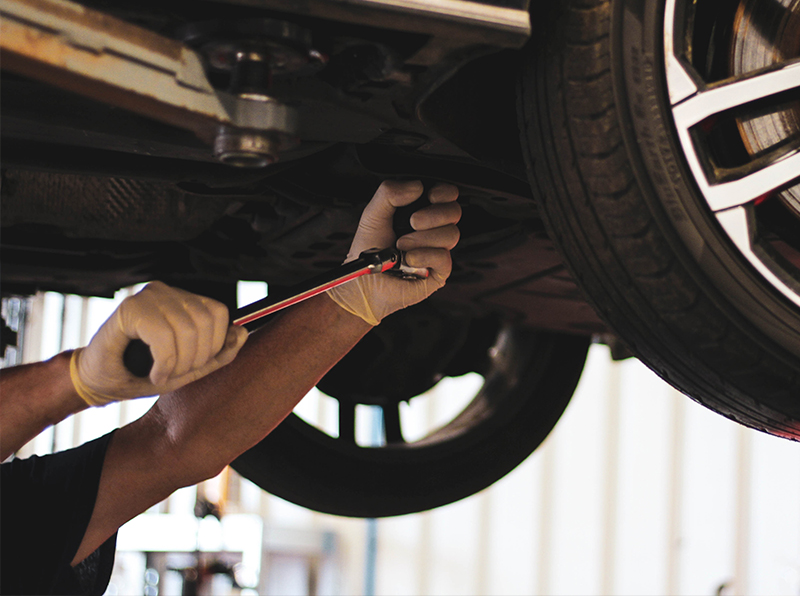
<box><xmin>70</xmin><ymin>281</ymin><xmax>248</xmax><ymax>406</ymax></box>
<box><xmin>327</xmin><ymin>180</ymin><xmax>460</xmax><ymax>325</ymax></box>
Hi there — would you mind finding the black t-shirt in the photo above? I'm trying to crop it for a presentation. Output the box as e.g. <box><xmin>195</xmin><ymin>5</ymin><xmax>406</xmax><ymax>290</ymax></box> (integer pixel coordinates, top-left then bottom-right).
<box><xmin>1</xmin><ymin>431</ymin><xmax>118</xmax><ymax>595</ymax></box>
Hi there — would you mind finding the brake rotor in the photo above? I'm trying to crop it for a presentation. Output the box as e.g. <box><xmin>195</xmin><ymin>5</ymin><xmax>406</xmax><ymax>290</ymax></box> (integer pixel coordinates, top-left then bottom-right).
<box><xmin>731</xmin><ymin>0</ymin><xmax>800</xmax><ymax>212</ymax></box>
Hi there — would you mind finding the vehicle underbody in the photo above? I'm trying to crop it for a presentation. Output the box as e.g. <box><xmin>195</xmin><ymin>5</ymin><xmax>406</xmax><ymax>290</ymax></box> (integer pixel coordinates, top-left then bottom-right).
<box><xmin>1</xmin><ymin>0</ymin><xmax>605</xmax><ymax>338</ymax></box>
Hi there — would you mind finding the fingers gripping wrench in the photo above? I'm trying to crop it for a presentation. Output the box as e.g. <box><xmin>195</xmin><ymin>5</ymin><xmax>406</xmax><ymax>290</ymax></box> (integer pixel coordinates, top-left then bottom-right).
<box><xmin>123</xmin><ymin>248</ymin><xmax>427</xmax><ymax>377</ymax></box>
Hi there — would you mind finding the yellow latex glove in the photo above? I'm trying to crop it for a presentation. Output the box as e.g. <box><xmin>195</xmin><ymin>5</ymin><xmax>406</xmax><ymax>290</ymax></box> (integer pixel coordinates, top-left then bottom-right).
<box><xmin>327</xmin><ymin>180</ymin><xmax>461</xmax><ymax>325</ymax></box>
<box><xmin>70</xmin><ymin>281</ymin><xmax>248</xmax><ymax>406</ymax></box>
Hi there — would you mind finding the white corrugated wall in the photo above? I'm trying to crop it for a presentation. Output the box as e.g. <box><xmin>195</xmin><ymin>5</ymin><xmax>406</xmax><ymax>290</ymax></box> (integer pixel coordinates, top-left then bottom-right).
<box><xmin>8</xmin><ymin>289</ymin><xmax>800</xmax><ymax>596</ymax></box>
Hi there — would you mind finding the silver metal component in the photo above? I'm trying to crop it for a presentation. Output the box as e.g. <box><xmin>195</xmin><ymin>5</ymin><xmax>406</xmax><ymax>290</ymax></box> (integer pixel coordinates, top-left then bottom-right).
<box><xmin>732</xmin><ymin>0</ymin><xmax>800</xmax><ymax>214</ymax></box>
<box><xmin>213</xmin><ymin>126</ymin><xmax>280</xmax><ymax>168</ymax></box>
<box><xmin>664</xmin><ymin>0</ymin><xmax>800</xmax><ymax>308</ymax></box>
<box><xmin>387</xmin><ymin>253</ymin><xmax>429</xmax><ymax>280</ymax></box>
<box><xmin>356</xmin><ymin>248</ymin><xmax>427</xmax><ymax>278</ymax></box>
<box><xmin>717</xmin><ymin>207</ymin><xmax>800</xmax><ymax>309</ymax></box>
<box><xmin>214</xmin><ymin>93</ymin><xmax>297</xmax><ymax>167</ymax></box>
<box><xmin>663</xmin><ymin>0</ymin><xmax>700</xmax><ymax>104</ymax></box>
<box><xmin>672</xmin><ymin>61</ymin><xmax>800</xmax><ymax>132</ymax></box>
<box><xmin>357</xmin><ymin>248</ymin><xmax>403</xmax><ymax>273</ymax></box>
<box><xmin>668</xmin><ymin>55</ymin><xmax>800</xmax><ymax>212</ymax></box>
<box><xmin>217</xmin><ymin>84</ymin><xmax>297</xmax><ymax>131</ymax></box>
<box><xmin>0</xmin><ymin>0</ymin><xmax>299</xmax><ymax>162</ymax></box>
<box><xmin>665</xmin><ymin>53</ymin><xmax>700</xmax><ymax>105</ymax></box>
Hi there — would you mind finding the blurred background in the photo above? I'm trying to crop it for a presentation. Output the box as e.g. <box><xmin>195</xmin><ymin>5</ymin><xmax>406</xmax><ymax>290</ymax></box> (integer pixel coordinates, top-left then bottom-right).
<box><xmin>2</xmin><ymin>286</ymin><xmax>798</xmax><ymax>596</ymax></box>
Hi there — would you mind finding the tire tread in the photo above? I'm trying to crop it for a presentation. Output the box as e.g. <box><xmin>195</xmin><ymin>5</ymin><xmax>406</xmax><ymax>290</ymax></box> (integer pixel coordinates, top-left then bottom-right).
<box><xmin>517</xmin><ymin>0</ymin><xmax>800</xmax><ymax>434</ymax></box>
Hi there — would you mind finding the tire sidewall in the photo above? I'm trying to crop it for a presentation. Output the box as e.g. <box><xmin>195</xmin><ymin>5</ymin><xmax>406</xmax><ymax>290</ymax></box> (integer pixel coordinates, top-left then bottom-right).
<box><xmin>232</xmin><ymin>332</ymin><xmax>588</xmax><ymax>517</ymax></box>
<box><xmin>612</xmin><ymin>0</ymin><xmax>800</xmax><ymax>362</ymax></box>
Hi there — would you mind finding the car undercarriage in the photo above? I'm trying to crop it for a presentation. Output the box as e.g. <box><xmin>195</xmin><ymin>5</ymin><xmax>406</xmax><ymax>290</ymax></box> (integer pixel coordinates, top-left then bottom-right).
<box><xmin>1</xmin><ymin>0</ymin><xmax>603</xmax><ymax>336</ymax></box>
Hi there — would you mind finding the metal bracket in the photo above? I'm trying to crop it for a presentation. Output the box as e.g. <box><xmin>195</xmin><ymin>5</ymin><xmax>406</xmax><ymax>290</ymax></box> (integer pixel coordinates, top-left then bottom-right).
<box><xmin>0</xmin><ymin>0</ymin><xmax>298</xmax><ymax>165</ymax></box>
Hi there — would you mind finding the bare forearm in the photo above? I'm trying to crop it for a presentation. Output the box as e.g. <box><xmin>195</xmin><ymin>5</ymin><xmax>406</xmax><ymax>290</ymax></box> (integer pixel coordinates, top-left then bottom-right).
<box><xmin>0</xmin><ymin>352</ymin><xmax>88</xmax><ymax>460</ymax></box>
<box><xmin>152</xmin><ymin>293</ymin><xmax>371</xmax><ymax>477</ymax></box>
<box><xmin>74</xmin><ymin>294</ymin><xmax>370</xmax><ymax>564</ymax></box>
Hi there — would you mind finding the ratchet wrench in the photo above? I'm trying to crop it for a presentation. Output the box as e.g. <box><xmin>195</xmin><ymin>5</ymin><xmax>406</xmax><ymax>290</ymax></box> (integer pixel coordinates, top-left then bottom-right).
<box><xmin>123</xmin><ymin>247</ymin><xmax>427</xmax><ymax>377</ymax></box>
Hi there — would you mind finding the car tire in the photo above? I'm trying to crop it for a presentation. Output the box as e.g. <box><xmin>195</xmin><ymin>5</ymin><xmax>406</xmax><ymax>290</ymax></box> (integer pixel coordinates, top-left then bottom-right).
<box><xmin>232</xmin><ymin>314</ymin><xmax>589</xmax><ymax>518</ymax></box>
<box><xmin>518</xmin><ymin>0</ymin><xmax>800</xmax><ymax>437</ymax></box>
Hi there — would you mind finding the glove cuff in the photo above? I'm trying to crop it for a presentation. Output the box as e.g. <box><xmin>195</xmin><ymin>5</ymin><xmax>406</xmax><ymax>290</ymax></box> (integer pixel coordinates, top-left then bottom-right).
<box><xmin>326</xmin><ymin>281</ymin><xmax>381</xmax><ymax>326</ymax></box>
<box><xmin>70</xmin><ymin>348</ymin><xmax>116</xmax><ymax>407</ymax></box>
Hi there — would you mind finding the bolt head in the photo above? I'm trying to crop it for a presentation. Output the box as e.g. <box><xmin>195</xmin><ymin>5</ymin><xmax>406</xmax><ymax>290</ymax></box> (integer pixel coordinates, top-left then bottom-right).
<box><xmin>214</xmin><ymin>127</ymin><xmax>278</xmax><ymax>168</ymax></box>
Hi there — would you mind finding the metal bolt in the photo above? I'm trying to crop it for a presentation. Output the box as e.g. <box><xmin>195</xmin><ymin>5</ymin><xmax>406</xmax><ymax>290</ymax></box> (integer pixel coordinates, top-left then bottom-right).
<box><xmin>214</xmin><ymin>126</ymin><xmax>278</xmax><ymax>168</ymax></box>
<box><xmin>230</xmin><ymin>48</ymin><xmax>272</xmax><ymax>96</ymax></box>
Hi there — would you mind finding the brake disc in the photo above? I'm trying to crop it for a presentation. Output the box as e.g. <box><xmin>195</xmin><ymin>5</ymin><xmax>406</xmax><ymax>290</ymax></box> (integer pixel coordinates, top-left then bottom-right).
<box><xmin>732</xmin><ymin>0</ymin><xmax>800</xmax><ymax>212</ymax></box>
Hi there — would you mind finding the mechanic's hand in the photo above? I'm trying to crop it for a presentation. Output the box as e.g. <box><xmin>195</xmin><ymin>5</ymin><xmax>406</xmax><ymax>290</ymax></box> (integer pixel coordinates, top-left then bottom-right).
<box><xmin>70</xmin><ymin>282</ymin><xmax>248</xmax><ymax>406</ymax></box>
<box><xmin>327</xmin><ymin>180</ymin><xmax>460</xmax><ymax>325</ymax></box>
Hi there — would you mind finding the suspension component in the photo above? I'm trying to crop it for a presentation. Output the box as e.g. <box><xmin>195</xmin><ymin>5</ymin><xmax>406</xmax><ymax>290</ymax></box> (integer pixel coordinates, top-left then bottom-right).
<box><xmin>0</xmin><ymin>0</ymin><xmax>302</xmax><ymax>166</ymax></box>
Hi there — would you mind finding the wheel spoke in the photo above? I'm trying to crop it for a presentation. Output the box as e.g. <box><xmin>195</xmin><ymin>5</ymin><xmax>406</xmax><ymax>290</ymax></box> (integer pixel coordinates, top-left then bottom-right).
<box><xmin>382</xmin><ymin>403</ymin><xmax>404</xmax><ymax>445</ymax></box>
<box><xmin>666</xmin><ymin>56</ymin><xmax>800</xmax><ymax>212</ymax></box>
<box><xmin>663</xmin><ymin>0</ymin><xmax>700</xmax><ymax>105</ymax></box>
<box><xmin>716</xmin><ymin>207</ymin><xmax>800</xmax><ymax>309</ymax></box>
<box><xmin>338</xmin><ymin>401</ymin><xmax>356</xmax><ymax>445</ymax></box>
<box><xmin>671</xmin><ymin>59</ymin><xmax>800</xmax><ymax>125</ymax></box>
<box><xmin>703</xmin><ymin>149</ymin><xmax>800</xmax><ymax>212</ymax></box>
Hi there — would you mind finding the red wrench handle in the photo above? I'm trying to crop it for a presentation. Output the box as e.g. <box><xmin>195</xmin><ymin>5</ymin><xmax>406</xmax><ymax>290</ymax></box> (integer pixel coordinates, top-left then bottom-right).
<box><xmin>122</xmin><ymin>248</ymin><xmax>418</xmax><ymax>378</ymax></box>
<box><xmin>233</xmin><ymin>248</ymin><xmax>402</xmax><ymax>327</ymax></box>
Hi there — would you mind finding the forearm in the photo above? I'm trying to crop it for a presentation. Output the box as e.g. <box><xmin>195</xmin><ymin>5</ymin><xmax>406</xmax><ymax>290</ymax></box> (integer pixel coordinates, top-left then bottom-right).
<box><xmin>73</xmin><ymin>294</ymin><xmax>370</xmax><ymax>564</ymax></box>
<box><xmin>156</xmin><ymin>293</ymin><xmax>372</xmax><ymax>471</ymax></box>
<box><xmin>0</xmin><ymin>352</ymin><xmax>88</xmax><ymax>460</ymax></box>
